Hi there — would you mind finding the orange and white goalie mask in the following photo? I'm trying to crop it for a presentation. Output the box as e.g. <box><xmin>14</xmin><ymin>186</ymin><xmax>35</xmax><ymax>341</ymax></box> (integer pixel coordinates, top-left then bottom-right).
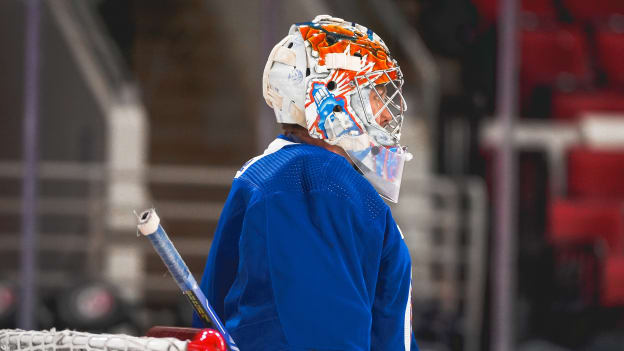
<box><xmin>263</xmin><ymin>15</ymin><xmax>411</xmax><ymax>202</ymax></box>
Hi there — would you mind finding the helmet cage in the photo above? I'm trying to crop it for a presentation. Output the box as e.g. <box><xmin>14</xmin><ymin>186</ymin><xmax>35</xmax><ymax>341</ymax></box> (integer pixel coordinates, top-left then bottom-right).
<box><xmin>353</xmin><ymin>66</ymin><xmax>406</xmax><ymax>144</ymax></box>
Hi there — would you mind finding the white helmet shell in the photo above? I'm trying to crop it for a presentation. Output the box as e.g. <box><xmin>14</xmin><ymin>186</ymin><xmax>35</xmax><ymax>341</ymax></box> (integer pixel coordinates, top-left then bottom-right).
<box><xmin>262</xmin><ymin>26</ymin><xmax>308</xmax><ymax>127</ymax></box>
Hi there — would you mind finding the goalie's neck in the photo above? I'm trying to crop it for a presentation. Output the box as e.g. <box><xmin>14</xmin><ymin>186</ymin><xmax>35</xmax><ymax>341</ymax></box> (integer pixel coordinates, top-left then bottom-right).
<box><xmin>278</xmin><ymin>132</ymin><xmax>352</xmax><ymax>165</ymax></box>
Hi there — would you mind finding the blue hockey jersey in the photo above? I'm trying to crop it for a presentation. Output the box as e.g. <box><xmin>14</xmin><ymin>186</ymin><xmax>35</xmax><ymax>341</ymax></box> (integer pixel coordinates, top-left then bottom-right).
<box><xmin>193</xmin><ymin>136</ymin><xmax>418</xmax><ymax>351</ymax></box>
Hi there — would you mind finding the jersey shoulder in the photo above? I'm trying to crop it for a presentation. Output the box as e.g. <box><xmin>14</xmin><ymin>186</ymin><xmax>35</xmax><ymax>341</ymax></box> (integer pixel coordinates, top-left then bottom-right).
<box><xmin>239</xmin><ymin>143</ymin><xmax>388</xmax><ymax>220</ymax></box>
<box><xmin>238</xmin><ymin>143</ymin><xmax>335</xmax><ymax>192</ymax></box>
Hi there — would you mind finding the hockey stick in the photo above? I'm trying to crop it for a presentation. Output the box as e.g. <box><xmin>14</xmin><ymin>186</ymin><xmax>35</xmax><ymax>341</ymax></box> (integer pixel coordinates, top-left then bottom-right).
<box><xmin>136</xmin><ymin>209</ymin><xmax>239</xmax><ymax>351</ymax></box>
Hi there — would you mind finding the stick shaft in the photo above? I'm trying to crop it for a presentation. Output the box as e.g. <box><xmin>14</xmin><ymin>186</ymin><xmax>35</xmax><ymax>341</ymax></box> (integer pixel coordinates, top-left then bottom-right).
<box><xmin>146</xmin><ymin>224</ymin><xmax>239</xmax><ymax>351</ymax></box>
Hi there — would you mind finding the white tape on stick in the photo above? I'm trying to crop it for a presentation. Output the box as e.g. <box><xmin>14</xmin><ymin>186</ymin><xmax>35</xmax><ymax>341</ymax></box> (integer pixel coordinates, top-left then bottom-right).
<box><xmin>137</xmin><ymin>209</ymin><xmax>160</xmax><ymax>236</ymax></box>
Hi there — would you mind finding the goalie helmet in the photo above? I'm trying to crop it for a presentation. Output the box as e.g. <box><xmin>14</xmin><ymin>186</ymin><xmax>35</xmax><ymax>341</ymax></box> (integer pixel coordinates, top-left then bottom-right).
<box><xmin>263</xmin><ymin>15</ymin><xmax>411</xmax><ymax>202</ymax></box>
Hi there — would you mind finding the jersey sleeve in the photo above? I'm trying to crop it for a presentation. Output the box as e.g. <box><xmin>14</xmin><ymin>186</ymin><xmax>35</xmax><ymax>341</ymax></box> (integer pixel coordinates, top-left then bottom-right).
<box><xmin>192</xmin><ymin>179</ymin><xmax>258</xmax><ymax>328</ymax></box>
<box><xmin>371</xmin><ymin>208</ymin><xmax>419</xmax><ymax>351</ymax></box>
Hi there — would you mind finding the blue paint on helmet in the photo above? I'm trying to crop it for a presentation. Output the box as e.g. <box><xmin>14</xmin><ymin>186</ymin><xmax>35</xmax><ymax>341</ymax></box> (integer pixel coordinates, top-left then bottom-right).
<box><xmin>312</xmin><ymin>83</ymin><xmax>346</xmax><ymax>137</ymax></box>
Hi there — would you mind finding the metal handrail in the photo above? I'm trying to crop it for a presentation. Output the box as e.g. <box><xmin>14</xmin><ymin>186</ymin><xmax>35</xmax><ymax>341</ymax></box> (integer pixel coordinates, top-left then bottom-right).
<box><xmin>394</xmin><ymin>174</ymin><xmax>487</xmax><ymax>351</ymax></box>
<box><xmin>65</xmin><ymin>0</ymin><xmax>130</xmax><ymax>91</ymax></box>
<box><xmin>0</xmin><ymin>161</ymin><xmax>238</xmax><ymax>185</ymax></box>
<box><xmin>0</xmin><ymin>161</ymin><xmax>232</xmax><ymax>227</ymax></box>
<box><xmin>0</xmin><ymin>160</ymin><xmax>233</xmax><ymax>296</ymax></box>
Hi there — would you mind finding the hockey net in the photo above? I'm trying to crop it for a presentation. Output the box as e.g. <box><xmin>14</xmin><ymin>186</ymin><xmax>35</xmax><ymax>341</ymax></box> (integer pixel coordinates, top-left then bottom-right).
<box><xmin>0</xmin><ymin>328</ymin><xmax>213</xmax><ymax>351</ymax></box>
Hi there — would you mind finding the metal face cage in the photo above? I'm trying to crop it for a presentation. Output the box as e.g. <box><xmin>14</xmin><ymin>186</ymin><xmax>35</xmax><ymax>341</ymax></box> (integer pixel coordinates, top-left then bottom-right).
<box><xmin>353</xmin><ymin>66</ymin><xmax>407</xmax><ymax>144</ymax></box>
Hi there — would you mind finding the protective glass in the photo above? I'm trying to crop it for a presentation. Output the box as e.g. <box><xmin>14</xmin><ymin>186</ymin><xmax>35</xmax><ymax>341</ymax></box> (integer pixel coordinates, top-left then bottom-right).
<box><xmin>345</xmin><ymin>140</ymin><xmax>408</xmax><ymax>203</ymax></box>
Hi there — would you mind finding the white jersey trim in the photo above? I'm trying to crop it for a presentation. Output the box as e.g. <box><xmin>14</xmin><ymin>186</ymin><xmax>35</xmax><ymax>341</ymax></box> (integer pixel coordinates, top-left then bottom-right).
<box><xmin>405</xmin><ymin>275</ymin><xmax>412</xmax><ymax>351</ymax></box>
<box><xmin>235</xmin><ymin>138</ymin><xmax>298</xmax><ymax>179</ymax></box>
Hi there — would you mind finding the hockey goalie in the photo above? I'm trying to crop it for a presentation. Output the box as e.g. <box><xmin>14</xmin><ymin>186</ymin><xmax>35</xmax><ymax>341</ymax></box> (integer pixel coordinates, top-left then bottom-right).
<box><xmin>192</xmin><ymin>15</ymin><xmax>419</xmax><ymax>351</ymax></box>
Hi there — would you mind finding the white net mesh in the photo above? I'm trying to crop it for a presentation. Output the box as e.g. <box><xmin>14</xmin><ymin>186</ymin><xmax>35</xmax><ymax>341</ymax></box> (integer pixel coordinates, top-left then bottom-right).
<box><xmin>0</xmin><ymin>329</ymin><xmax>188</xmax><ymax>351</ymax></box>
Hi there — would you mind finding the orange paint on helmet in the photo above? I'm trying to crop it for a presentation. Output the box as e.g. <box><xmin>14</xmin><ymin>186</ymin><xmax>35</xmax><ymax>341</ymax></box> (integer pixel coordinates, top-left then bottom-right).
<box><xmin>298</xmin><ymin>24</ymin><xmax>399</xmax><ymax>84</ymax></box>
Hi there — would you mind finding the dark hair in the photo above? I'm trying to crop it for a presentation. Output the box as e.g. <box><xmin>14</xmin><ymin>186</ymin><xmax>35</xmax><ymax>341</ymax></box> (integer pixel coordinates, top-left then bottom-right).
<box><xmin>279</xmin><ymin>123</ymin><xmax>353</xmax><ymax>164</ymax></box>
<box><xmin>280</xmin><ymin>123</ymin><xmax>307</xmax><ymax>135</ymax></box>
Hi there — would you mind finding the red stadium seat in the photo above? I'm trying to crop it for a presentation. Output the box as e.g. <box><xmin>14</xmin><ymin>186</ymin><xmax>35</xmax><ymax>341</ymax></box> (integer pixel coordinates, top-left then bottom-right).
<box><xmin>601</xmin><ymin>255</ymin><xmax>624</xmax><ymax>306</ymax></box>
<box><xmin>521</xmin><ymin>0</ymin><xmax>558</xmax><ymax>18</ymax></box>
<box><xmin>471</xmin><ymin>0</ymin><xmax>558</xmax><ymax>20</ymax></box>
<box><xmin>596</xmin><ymin>29</ymin><xmax>624</xmax><ymax>88</ymax></box>
<box><xmin>471</xmin><ymin>0</ymin><xmax>558</xmax><ymax>27</ymax></box>
<box><xmin>562</xmin><ymin>0</ymin><xmax>624</xmax><ymax>22</ymax></box>
<box><xmin>520</xmin><ymin>26</ymin><xmax>591</xmax><ymax>103</ymax></box>
<box><xmin>567</xmin><ymin>148</ymin><xmax>624</xmax><ymax>200</ymax></box>
<box><xmin>549</xmin><ymin>199</ymin><xmax>624</xmax><ymax>253</ymax></box>
<box><xmin>471</xmin><ymin>0</ymin><xmax>498</xmax><ymax>26</ymax></box>
<box><xmin>552</xmin><ymin>91</ymin><xmax>624</xmax><ymax>121</ymax></box>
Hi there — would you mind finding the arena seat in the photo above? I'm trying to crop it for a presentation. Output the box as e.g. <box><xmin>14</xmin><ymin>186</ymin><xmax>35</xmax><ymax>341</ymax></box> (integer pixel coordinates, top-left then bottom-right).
<box><xmin>552</xmin><ymin>91</ymin><xmax>624</xmax><ymax>121</ymax></box>
<box><xmin>549</xmin><ymin>199</ymin><xmax>624</xmax><ymax>253</ymax></box>
<box><xmin>562</xmin><ymin>0</ymin><xmax>624</xmax><ymax>21</ymax></box>
<box><xmin>601</xmin><ymin>255</ymin><xmax>624</xmax><ymax>306</ymax></box>
<box><xmin>551</xmin><ymin>148</ymin><xmax>624</xmax><ymax>307</ymax></box>
<box><xmin>596</xmin><ymin>29</ymin><xmax>624</xmax><ymax>88</ymax></box>
<box><xmin>471</xmin><ymin>0</ymin><xmax>497</xmax><ymax>26</ymax></box>
<box><xmin>521</xmin><ymin>0</ymin><xmax>558</xmax><ymax>18</ymax></box>
<box><xmin>471</xmin><ymin>0</ymin><xmax>557</xmax><ymax>26</ymax></box>
<box><xmin>520</xmin><ymin>26</ymin><xmax>591</xmax><ymax>104</ymax></box>
<box><xmin>567</xmin><ymin>148</ymin><xmax>624</xmax><ymax>200</ymax></box>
